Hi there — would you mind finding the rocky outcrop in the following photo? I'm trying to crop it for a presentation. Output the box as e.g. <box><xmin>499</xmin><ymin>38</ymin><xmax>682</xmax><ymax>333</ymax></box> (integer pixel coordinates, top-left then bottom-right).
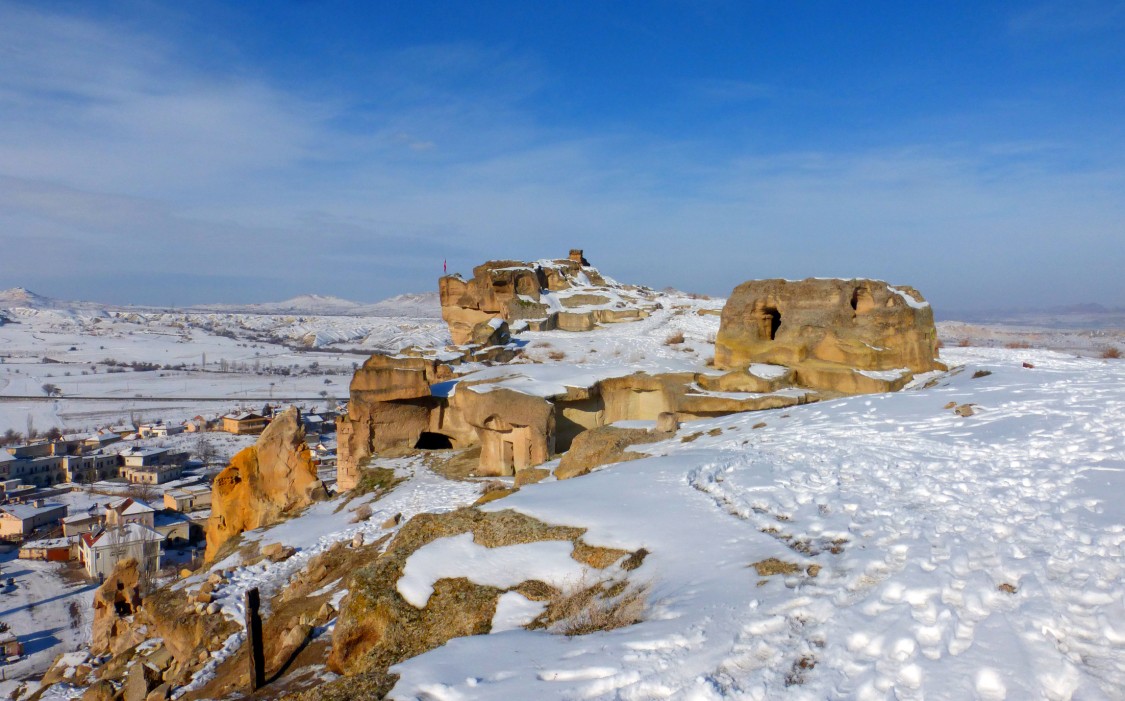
<box><xmin>714</xmin><ymin>278</ymin><xmax>944</xmax><ymax>393</ymax></box>
<box><xmin>87</xmin><ymin>559</ymin><xmax>238</xmax><ymax>696</ymax></box>
<box><xmin>439</xmin><ymin>250</ymin><xmax>658</xmax><ymax>344</ymax></box>
<box><xmin>555</xmin><ymin>426</ymin><xmax>661</xmax><ymax>480</ymax></box>
<box><xmin>326</xmin><ymin>508</ymin><xmax>639</xmax><ymax>686</ymax></box>
<box><xmin>336</xmin><ymin>354</ymin><xmax>471</xmax><ymax>490</ymax></box>
<box><xmin>205</xmin><ymin>407</ymin><xmax>325</xmax><ymax>561</ymax></box>
<box><xmin>453</xmin><ymin>385</ymin><xmax>556</xmax><ymax>476</ymax></box>
<box><xmin>91</xmin><ymin>558</ymin><xmax>144</xmax><ymax>656</ymax></box>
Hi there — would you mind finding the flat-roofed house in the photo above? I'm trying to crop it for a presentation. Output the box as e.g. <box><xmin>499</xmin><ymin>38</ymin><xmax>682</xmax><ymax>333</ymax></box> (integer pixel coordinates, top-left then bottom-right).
<box><xmin>222</xmin><ymin>412</ymin><xmax>269</xmax><ymax>435</ymax></box>
<box><xmin>0</xmin><ymin>500</ymin><xmax>68</xmax><ymax>540</ymax></box>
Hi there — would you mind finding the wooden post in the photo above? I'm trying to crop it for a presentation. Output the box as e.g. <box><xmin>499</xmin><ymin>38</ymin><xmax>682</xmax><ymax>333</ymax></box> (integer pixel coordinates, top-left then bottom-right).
<box><xmin>245</xmin><ymin>587</ymin><xmax>265</xmax><ymax>691</ymax></box>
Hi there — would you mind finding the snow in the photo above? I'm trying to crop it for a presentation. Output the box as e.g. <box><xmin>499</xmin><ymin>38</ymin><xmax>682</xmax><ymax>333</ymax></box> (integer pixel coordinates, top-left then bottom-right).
<box><xmin>491</xmin><ymin>592</ymin><xmax>547</xmax><ymax>633</ymax></box>
<box><xmin>387</xmin><ymin>346</ymin><xmax>1125</xmax><ymax>700</ymax></box>
<box><xmin>887</xmin><ymin>286</ymin><xmax>931</xmax><ymax>309</ymax></box>
<box><xmin>397</xmin><ymin>533</ymin><xmax>591</xmax><ymax>608</ymax></box>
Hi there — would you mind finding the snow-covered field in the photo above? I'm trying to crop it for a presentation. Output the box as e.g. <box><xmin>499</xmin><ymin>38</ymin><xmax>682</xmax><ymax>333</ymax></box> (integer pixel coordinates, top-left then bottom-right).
<box><xmin>0</xmin><ymin>289</ymin><xmax>449</xmax><ymax>434</ymax></box>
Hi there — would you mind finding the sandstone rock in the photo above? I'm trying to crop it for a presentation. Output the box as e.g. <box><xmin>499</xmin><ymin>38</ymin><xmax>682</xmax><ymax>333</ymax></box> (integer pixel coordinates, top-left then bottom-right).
<box><xmin>124</xmin><ymin>661</ymin><xmax>163</xmax><ymax>701</ymax></box>
<box><xmin>206</xmin><ymin>602</ymin><xmax>220</xmax><ymax>615</ymax></box>
<box><xmin>145</xmin><ymin>683</ymin><xmax>171</xmax><ymax>701</ymax></box>
<box><xmin>514</xmin><ymin>466</ymin><xmax>551</xmax><ymax>487</ymax></box>
<box><xmin>453</xmin><ymin>385</ymin><xmax>556</xmax><ymax>476</ymax></box>
<box><xmin>555</xmin><ymin>426</ymin><xmax>660</xmax><ymax>480</ymax></box>
<box><xmin>654</xmin><ymin>412</ymin><xmax>680</xmax><ymax>434</ymax></box>
<box><xmin>261</xmin><ymin>542</ymin><xmax>284</xmax><ymax>559</ymax></box>
<box><xmin>80</xmin><ymin>680</ymin><xmax>117</xmax><ymax>701</ymax></box>
<box><xmin>381</xmin><ymin>512</ymin><xmax>403</xmax><ymax>529</ymax></box>
<box><xmin>317</xmin><ymin>602</ymin><xmax>337</xmax><ymax>624</ymax></box>
<box><xmin>470</xmin><ymin>318</ymin><xmax>511</xmax><ymax>347</ymax></box>
<box><xmin>207</xmin><ymin>573</ymin><xmax>223</xmax><ymax>586</ymax></box>
<box><xmin>194</xmin><ymin>591</ymin><xmax>212</xmax><ymax>605</ymax></box>
<box><xmin>329</xmin><ymin>508</ymin><xmax>589</xmax><ymax>678</ymax></box>
<box><xmin>336</xmin><ymin>354</ymin><xmax>470</xmax><ymax>491</ymax></box>
<box><xmin>714</xmin><ymin>278</ymin><xmax>944</xmax><ymax>394</ymax></box>
<box><xmin>955</xmin><ymin>404</ymin><xmax>976</xmax><ymax>417</ymax></box>
<box><xmin>91</xmin><ymin>558</ymin><xmax>144</xmax><ymax>656</ymax></box>
<box><xmin>179</xmin><ymin>568</ymin><xmax>192</xmax><ymax>579</ymax></box>
<box><xmin>205</xmin><ymin>407</ymin><xmax>325</xmax><ymax>562</ymax></box>
<box><xmin>352</xmin><ymin>532</ymin><xmax>364</xmax><ymax>548</ymax></box>
<box><xmin>270</xmin><ymin>622</ymin><xmax>313</xmax><ymax>675</ymax></box>
<box><xmin>439</xmin><ymin>252</ymin><xmax>655</xmax><ymax>344</ymax></box>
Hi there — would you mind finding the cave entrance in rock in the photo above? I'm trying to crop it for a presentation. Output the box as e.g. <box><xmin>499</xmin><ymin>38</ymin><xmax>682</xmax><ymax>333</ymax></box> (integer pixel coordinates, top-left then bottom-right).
<box><xmin>762</xmin><ymin>307</ymin><xmax>781</xmax><ymax>340</ymax></box>
<box><xmin>414</xmin><ymin>432</ymin><xmax>454</xmax><ymax>450</ymax></box>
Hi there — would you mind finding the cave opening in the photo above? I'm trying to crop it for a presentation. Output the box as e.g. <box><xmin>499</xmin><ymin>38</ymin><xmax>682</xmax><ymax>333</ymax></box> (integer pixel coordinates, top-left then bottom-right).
<box><xmin>764</xmin><ymin>307</ymin><xmax>781</xmax><ymax>340</ymax></box>
<box><xmin>414</xmin><ymin>432</ymin><xmax>454</xmax><ymax>450</ymax></box>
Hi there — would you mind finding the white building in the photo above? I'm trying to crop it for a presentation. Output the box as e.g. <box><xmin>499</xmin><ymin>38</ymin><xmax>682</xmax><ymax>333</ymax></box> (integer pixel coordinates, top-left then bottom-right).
<box><xmin>79</xmin><ymin>523</ymin><xmax>164</xmax><ymax>580</ymax></box>
<box><xmin>105</xmin><ymin>498</ymin><xmax>156</xmax><ymax>529</ymax></box>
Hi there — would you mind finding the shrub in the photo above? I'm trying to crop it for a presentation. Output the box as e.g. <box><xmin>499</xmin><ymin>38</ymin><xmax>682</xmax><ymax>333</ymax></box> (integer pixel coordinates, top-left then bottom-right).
<box><xmin>1004</xmin><ymin>341</ymin><xmax>1031</xmax><ymax>349</ymax></box>
<box><xmin>1102</xmin><ymin>346</ymin><xmax>1122</xmax><ymax>359</ymax></box>
<box><xmin>664</xmin><ymin>331</ymin><xmax>685</xmax><ymax>346</ymax></box>
<box><xmin>547</xmin><ymin>350</ymin><xmax>567</xmax><ymax>361</ymax></box>
<box><xmin>533</xmin><ymin>578</ymin><xmax>650</xmax><ymax>636</ymax></box>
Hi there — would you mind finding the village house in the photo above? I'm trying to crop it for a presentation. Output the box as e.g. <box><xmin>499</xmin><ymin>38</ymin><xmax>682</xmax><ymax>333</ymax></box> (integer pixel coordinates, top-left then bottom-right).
<box><xmin>222</xmin><ymin>412</ymin><xmax>270</xmax><ymax>434</ymax></box>
<box><xmin>105</xmin><ymin>498</ymin><xmax>156</xmax><ymax>529</ymax></box>
<box><xmin>62</xmin><ymin>506</ymin><xmax>104</xmax><ymax>536</ymax></box>
<box><xmin>79</xmin><ymin>523</ymin><xmax>164</xmax><ymax>580</ymax></box>
<box><xmin>163</xmin><ymin>484</ymin><xmax>212</xmax><ymax>513</ymax></box>
<box><xmin>118</xmin><ymin>447</ymin><xmax>187</xmax><ymax>484</ymax></box>
<box><xmin>18</xmin><ymin>535</ymin><xmax>77</xmax><ymax>562</ymax></box>
<box><xmin>3</xmin><ymin>440</ymin><xmax>119</xmax><ymax>486</ymax></box>
<box><xmin>0</xmin><ymin>500</ymin><xmax>68</xmax><ymax>540</ymax></box>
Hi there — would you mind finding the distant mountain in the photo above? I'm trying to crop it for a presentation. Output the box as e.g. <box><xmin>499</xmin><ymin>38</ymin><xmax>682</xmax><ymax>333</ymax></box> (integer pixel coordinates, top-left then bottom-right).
<box><xmin>0</xmin><ymin>286</ymin><xmax>63</xmax><ymax>309</ymax></box>
<box><xmin>186</xmin><ymin>291</ymin><xmax>441</xmax><ymax>317</ymax></box>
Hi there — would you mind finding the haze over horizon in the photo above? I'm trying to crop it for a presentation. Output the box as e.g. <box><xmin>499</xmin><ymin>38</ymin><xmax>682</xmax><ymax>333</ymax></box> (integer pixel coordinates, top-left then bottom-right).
<box><xmin>1</xmin><ymin>1</ymin><xmax>1123</xmax><ymax>311</ymax></box>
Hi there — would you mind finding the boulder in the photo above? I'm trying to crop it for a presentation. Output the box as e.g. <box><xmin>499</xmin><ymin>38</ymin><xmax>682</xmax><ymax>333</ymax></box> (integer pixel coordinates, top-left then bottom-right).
<box><xmin>205</xmin><ymin>407</ymin><xmax>325</xmax><ymax>562</ymax></box>
<box><xmin>555</xmin><ymin>426</ymin><xmax>660</xmax><ymax>480</ymax></box>
<box><xmin>654</xmin><ymin>412</ymin><xmax>680</xmax><ymax>434</ymax></box>
<box><xmin>714</xmin><ymin>278</ymin><xmax>944</xmax><ymax>393</ymax></box>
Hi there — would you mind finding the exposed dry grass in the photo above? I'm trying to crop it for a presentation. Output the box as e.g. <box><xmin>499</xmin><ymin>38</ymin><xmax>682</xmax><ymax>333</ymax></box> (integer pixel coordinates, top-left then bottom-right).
<box><xmin>1102</xmin><ymin>346</ymin><xmax>1122</xmax><ymax>359</ymax></box>
<box><xmin>547</xmin><ymin>350</ymin><xmax>567</xmax><ymax>361</ymax></box>
<box><xmin>704</xmin><ymin>356</ymin><xmax>716</xmax><ymax>367</ymax></box>
<box><xmin>1004</xmin><ymin>341</ymin><xmax>1031</xmax><ymax>349</ymax></box>
<box><xmin>532</xmin><ymin>578</ymin><xmax>650</xmax><ymax>636</ymax></box>
<box><xmin>750</xmin><ymin>558</ymin><xmax>801</xmax><ymax>576</ymax></box>
<box><xmin>957</xmin><ymin>338</ymin><xmax>971</xmax><ymax>347</ymax></box>
<box><xmin>664</xmin><ymin>331</ymin><xmax>685</xmax><ymax>346</ymax></box>
<box><xmin>971</xmin><ymin>369</ymin><xmax>992</xmax><ymax>379</ymax></box>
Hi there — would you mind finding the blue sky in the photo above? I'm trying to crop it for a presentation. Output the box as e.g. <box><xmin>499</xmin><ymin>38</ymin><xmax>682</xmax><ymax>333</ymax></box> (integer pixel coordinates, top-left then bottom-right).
<box><xmin>1</xmin><ymin>1</ymin><xmax>1123</xmax><ymax>312</ymax></box>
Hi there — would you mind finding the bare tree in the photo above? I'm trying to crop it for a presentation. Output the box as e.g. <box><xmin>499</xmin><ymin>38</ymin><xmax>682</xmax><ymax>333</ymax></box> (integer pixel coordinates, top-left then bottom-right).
<box><xmin>41</xmin><ymin>383</ymin><xmax>62</xmax><ymax>397</ymax></box>
<box><xmin>26</xmin><ymin>415</ymin><xmax>36</xmax><ymax>440</ymax></box>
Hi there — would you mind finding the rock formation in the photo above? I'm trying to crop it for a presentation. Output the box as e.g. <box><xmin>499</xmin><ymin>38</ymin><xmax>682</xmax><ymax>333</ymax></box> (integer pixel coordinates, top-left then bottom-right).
<box><xmin>206</xmin><ymin>407</ymin><xmax>325</xmax><ymax>561</ymax></box>
<box><xmin>714</xmin><ymin>278</ymin><xmax>944</xmax><ymax>393</ymax></box>
<box><xmin>336</xmin><ymin>354</ymin><xmax>470</xmax><ymax>490</ymax></box>
<box><xmin>325</xmin><ymin>508</ymin><xmax>640</xmax><ymax>688</ymax></box>
<box><xmin>91</xmin><ymin>558</ymin><xmax>144</xmax><ymax>656</ymax></box>
<box><xmin>439</xmin><ymin>250</ymin><xmax>658</xmax><ymax>344</ymax></box>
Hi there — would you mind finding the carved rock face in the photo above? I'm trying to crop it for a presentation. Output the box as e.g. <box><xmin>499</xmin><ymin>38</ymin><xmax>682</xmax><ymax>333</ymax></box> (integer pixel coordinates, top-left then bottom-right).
<box><xmin>714</xmin><ymin>278</ymin><xmax>944</xmax><ymax>392</ymax></box>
